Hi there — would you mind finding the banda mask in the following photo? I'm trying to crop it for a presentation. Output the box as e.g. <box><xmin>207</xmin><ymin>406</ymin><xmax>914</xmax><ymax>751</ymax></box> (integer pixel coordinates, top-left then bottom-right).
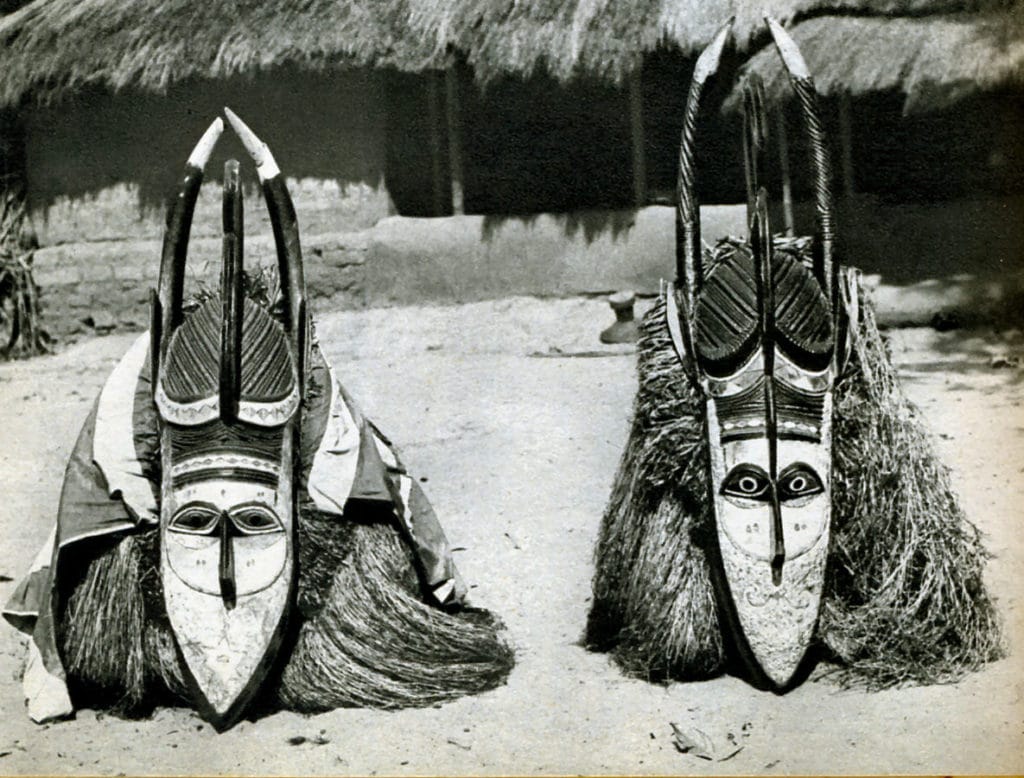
<box><xmin>150</xmin><ymin>111</ymin><xmax>308</xmax><ymax>729</ymax></box>
<box><xmin>667</xmin><ymin>18</ymin><xmax>853</xmax><ymax>689</ymax></box>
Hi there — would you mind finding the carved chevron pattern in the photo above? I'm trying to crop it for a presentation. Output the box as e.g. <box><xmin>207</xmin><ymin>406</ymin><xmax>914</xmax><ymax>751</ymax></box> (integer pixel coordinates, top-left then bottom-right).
<box><xmin>162</xmin><ymin>297</ymin><xmax>296</xmax><ymax>404</ymax></box>
<box><xmin>694</xmin><ymin>243</ymin><xmax>834</xmax><ymax>377</ymax></box>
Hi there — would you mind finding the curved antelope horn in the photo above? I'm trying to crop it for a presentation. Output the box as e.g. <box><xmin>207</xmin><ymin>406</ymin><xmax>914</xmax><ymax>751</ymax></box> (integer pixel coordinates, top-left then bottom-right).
<box><xmin>152</xmin><ymin>117</ymin><xmax>224</xmax><ymax>383</ymax></box>
<box><xmin>741</xmin><ymin>75</ymin><xmax>769</xmax><ymax>220</ymax></box>
<box><xmin>765</xmin><ymin>16</ymin><xmax>837</xmax><ymax>312</ymax></box>
<box><xmin>223</xmin><ymin>107</ymin><xmax>307</xmax><ymax>389</ymax></box>
<box><xmin>676</xmin><ymin>19</ymin><xmax>732</xmax><ymax>314</ymax></box>
<box><xmin>220</xmin><ymin>160</ymin><xmax>244</xmax><ymax>424</ymax></box>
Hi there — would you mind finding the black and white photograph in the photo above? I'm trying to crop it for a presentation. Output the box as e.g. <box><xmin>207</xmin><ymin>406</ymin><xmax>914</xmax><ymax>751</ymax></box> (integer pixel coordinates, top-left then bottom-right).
<box><xmin>0</xmin><ymin>0</ymin><xmax>1020</xmax><ymax>774</ymax></box>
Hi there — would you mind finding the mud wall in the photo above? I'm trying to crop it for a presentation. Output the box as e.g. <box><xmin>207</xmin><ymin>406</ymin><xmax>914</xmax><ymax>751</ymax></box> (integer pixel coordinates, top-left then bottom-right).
<box><xmin>30</xmin><ymin>195</ymin><xmax>1024</xmax><ymax>341</ymax></box>
<box><xmin>23</xmin><ymin>66</ymin><xmax>393</xmax><ymax>247</ymax></box>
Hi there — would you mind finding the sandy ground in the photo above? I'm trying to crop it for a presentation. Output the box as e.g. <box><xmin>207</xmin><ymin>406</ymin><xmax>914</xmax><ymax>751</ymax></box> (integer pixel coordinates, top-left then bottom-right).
<box><xmin>0</xmin><ymin>295</ymin><xmax>1021</xmax><ymax>776</ymax></box>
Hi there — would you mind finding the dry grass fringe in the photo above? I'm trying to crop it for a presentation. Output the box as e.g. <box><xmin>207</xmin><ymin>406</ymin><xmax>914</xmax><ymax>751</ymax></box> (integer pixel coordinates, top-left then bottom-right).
<box><xmin>59</xmin><ymin>538</ymin><xmax>149</xmax><ymax>710</ymax></box>
<box><xmin>823</xmin><ymin>292</ymin><xmax>1004</xmax><ymax>688</ymax></box>
<box><xmin>587</xmin><ymin>240</ymin><xmax>1004</xmax><ymax>689</ymax></box>
<box><xmin>586</xmin><ymin>288</ymin><xmax>722</xmax><ymax>681</ymax></box>
<box><xmin>277</xmin><ymin>520</ymin><xmax>514</xmax><ymax>711</ymax></box>
<box><xmin>0</xmin><ymin>190</ymin><xmax>49</xmax><ymax>360</ymax></box>
<box><xmin>57</xmin><ymin>509</ymin><xmax>513</xmax><ymax>717</ymax></box>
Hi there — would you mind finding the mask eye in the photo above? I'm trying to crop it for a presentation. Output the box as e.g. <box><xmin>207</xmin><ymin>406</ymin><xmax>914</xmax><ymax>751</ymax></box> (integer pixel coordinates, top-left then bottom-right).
<box><xmin>229</xmin><ymin>505</ymin><xmax>282</xmax><ymax>535</ymax></box>
<box><xmin>721</xmin><ymin>464</ymin><xmax>770</xmax><ymax>500</ymax></box>
<box><xmin>778</xmin><ymin>463</ymin><xmax>824</xmax><ymax>501</ymax></box>
<box><xmin>169</xmin><ymin>504</ymin><xmax>220</xmax><ymax>535</ymax></box>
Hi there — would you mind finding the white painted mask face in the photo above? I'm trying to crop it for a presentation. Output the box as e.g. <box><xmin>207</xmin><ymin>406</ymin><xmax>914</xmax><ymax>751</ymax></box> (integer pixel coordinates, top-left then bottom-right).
<box><xmin>156</xmin><ymin>431</ymin><xmax>297</xmax><ymax>723</ymax></box>
<box><xmin>163</xmin><ymin>469</ymin><xmax>290</xmax><ymax>600</ymax></box>
<box><xmin>713</xmin><ymin>437</ymin><xmax>830</xmax><ymax>567</ymax></box>
<box><xmin>703</xmin><ymin>397</ymin><xmax>836</xmax><ymax>687</ymax></box>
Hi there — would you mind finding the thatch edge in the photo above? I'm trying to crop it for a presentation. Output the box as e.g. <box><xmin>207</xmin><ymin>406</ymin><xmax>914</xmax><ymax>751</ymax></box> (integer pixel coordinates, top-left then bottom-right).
<box><xmin>734</xmin><ymin>7</ymin><xmax>1024</xmax><ymax>114</ymax></box>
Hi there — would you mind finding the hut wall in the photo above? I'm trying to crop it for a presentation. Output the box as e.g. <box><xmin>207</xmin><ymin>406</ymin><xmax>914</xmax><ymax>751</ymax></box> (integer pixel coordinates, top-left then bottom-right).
<box><xmin>32</xmin><ymin>204</ymin><xmax>747</xmax><ymax>338</ymax></box>
<box><xmin>22</xmin><ymin>66</ymin><xmax>393</xmax><ymax>246</ymax></box>
<box><xmin>31</xmin><ymin>194</ymin><xmax>1024</xmax><ymax>340</ymax></box>
<box><xmin>460</xmin><ymin>74</ymin><xmax>635</xmax><ymax>214</ymax></box>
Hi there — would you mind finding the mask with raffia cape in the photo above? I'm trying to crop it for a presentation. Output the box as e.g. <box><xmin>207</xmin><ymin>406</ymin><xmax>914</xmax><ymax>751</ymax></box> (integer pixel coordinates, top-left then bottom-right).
<box><xmin>3</xmin><ymin>111</ymin><xmax>513</xmax><ymax>730</ymax></box>
<box><xmin>586</xmin><ymin>18</ymin><xmax>1002</xmax><ymax>691</ymax></box>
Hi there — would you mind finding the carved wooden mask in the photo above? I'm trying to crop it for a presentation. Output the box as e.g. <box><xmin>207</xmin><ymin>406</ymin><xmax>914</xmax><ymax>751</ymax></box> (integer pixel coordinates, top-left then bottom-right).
<box><xmin>669</xmin><ymin>18</ymin><xmax>844</xmax><ymax>689</ymax></box>
<box><xmin>150</xmin><ymin>112</ymin><xmax>308</xmax><ymax>728</ymax></box>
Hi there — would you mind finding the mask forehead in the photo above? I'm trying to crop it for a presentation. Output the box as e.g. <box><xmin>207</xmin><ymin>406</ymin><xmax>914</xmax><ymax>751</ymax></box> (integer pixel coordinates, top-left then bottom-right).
<box><xmin>720</xmin><ymin>436</ymin><xmax>829</xmax><ymax>473</ymax></box>
<box><xmin>170</xmin><ymin>468</ymin><xmax>281</xmax><ymax>505</ymax></box>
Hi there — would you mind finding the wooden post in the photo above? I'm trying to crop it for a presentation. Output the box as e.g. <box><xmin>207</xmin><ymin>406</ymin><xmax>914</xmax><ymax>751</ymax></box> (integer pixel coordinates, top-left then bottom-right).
<box><xmin>628</xmin><ymin>69</ymin><xmax>647</xmax><ymax>207</ymax></box>
<box><xmin>838</xmin><ymin>90</ymin><xmax>855</xmax><ymax>197</ymax></box>
<box><xmin>775</xmin><ymin>105</ymin><xmax>795</xmax><ymax>236</ymax></box>
<box><xmin>426</xmin><ymin>72</ymin><xmax>446</xmax><ymax>215</ymax></box>
<box><xmin>444</xmin><ymin>65</ymin><xmax>465</xmax><ymax>215</ymax></box>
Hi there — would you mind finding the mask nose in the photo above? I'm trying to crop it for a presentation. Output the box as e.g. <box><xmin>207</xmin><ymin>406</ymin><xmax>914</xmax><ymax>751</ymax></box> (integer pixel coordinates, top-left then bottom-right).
<box><xmin>769</xmin><ymin>484</ymin><xmax>785</xmax><ymax>586</ymax></box>
<box><xmin>219</xmin><ymin>511</ymin><xmax>236</xmax><ymax>609</ymax></box>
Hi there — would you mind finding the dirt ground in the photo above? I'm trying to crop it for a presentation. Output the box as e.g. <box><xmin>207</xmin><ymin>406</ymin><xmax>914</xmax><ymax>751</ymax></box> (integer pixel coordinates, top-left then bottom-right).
<box><xmin>0</xmin><ymin>295</ymin><xmax>1021</xmax><ymax>776</ymax></box>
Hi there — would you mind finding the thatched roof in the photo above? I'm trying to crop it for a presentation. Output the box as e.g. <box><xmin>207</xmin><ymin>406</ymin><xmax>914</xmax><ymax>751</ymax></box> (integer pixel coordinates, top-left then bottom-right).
<box><xmin>430</xmin><ymin>0</ymin><xmax>1004</xmax><ymax>84</ymax></box>
<box><xmin>0</xmin><ymin>0</ymin><xmax>1018</xmax><ymax>107</ymax></box>
<box><xmin>735</xmin><ymin>3</ymin><xmax>1024</xmax><ymax>113</ymax></box>
<box><xmin>0</xmin><ymin>0</ymin><xmax>444</xmax><ymax>106</ymax></box>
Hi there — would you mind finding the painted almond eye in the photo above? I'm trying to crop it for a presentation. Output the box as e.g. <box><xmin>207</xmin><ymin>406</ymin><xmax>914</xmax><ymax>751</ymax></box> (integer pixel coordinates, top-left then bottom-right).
<box><xmin>778</xmin><ymin>463</ymin><xmax>824</xmax><ymax>501</ymax></box>
<box><xmin>722</xmin><ymin>465</ymin><xmax>770</xmax><ymax>500</ymax></box>
<box><xmin>170</xmin><ymin>504</ymin><xmax>219</xmax><ymax>534</ymax></box>
<box><xmin>229</xmin><ymin>506</ymin><xmax>282</xmax><ymax>535</ymax></box>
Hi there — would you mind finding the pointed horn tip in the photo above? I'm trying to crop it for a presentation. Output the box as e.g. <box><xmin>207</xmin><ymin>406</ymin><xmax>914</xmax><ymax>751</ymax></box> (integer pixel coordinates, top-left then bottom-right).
<box><xmin>222</xmin><ymin>107</ymin><xmax>280</xmax><ymax>181</ymax></box>
<box><xmin>765</xmin><ymin>16</ymin><xmax>812</xmax><ymax>80</ymax></box>
<box><xmin>223</xmin><ymin>106</ymin><xmax>260</xmax><ymax>148</ymax></box>
<box><xmin>223</xmin><ymin>106</ymin><xmax>253</xmax><ymax>138</ymax></box>
<box><xmin>185</xmin><ymin>117</ymin><xmax>225</xmax><ymax>170</ymax></box>
<box><xmin>693</xmin><ymin>18</ymin><xmax>733</xmax><ymax>81</ymax></box>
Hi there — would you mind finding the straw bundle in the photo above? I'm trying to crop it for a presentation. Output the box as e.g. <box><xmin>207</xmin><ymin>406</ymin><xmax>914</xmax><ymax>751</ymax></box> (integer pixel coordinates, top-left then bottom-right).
<box><xmin>0</xmin><ymin>190</ymin><xmax>49</xmax><ymax>359</ymax></box>
<box><xmin>822</xmin><ymin>285</ymin><xmax>1004</xmax><ymax>688</ymax></box>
